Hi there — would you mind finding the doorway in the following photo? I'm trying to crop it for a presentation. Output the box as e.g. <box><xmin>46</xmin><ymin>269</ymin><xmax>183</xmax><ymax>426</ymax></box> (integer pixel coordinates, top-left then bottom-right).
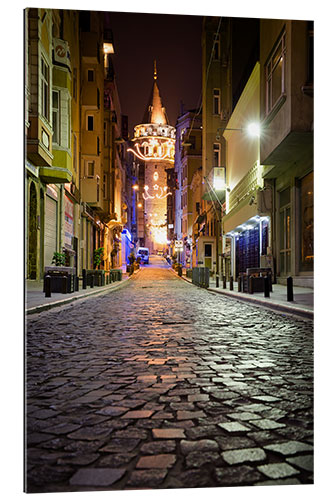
<box><xmin>204</xmin><ymin>243</ymin><xmax>212</xmax><ymax>270</ymax></box>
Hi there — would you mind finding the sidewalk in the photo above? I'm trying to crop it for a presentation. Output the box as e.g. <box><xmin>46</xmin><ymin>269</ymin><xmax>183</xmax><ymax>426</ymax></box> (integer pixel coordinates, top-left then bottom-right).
<box><xmin>180</xmin><ymin>272</ymin><xmax>314</xmax><ymax>320</ymax></box>
<box><xmin>25</xmin><ymin>266</ymin><xmax>134</xmax><ymax>315</ymax></box>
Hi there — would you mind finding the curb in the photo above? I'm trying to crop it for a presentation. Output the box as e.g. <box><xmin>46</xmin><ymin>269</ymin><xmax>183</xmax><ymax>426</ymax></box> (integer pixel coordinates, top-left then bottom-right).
<box><xmin>25</xmin><ymin>269</ymin><xmax>141</xmax><ymax>315</ymax></box>
<box><xmin>176</xmin><ymin>273</ymin><xmax>313</xmax><ymax>320</ymax></box>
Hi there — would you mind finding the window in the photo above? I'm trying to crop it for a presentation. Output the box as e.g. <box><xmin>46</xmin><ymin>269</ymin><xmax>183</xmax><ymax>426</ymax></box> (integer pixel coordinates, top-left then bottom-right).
<box><xmin>189</xmin><ymin>135</ymin><xmax>196</xmax><ymax>150</ymax></box>
<box><xmin>104</xmin><ymin>121</ymin><xmax>107</xmax><ymax>145</ymax></box>
<box><xmin>97</xmin><ymin>136</ymin><xmax>100</xmax><ymax>155</ymax></box>
<box><xmin>41</xmin><ymin>57</ymin><xmax>50</xmax><ymax>120</ymax></box>
<box><xmin>279</xmin><ymin>187</ymin><xmax>291</xmax><ymax>275</ymax></box>
<box><xmin>96</xmin><ymin>176</ymin><xmax>100</xmax><ymax>202</ymax></box>
<box><xmin>213</xmin><ymin>143</ymin><xmax>221</xmax><ymax>167</ymax></box>
<box><xmin>87</xmin><ymin>69</ymin><xmax>94</xmax><ymax>82</ymax></box>
<box><xmin>213</xmin><ymin>88</ymin><xmax>220</xmax><ymax>115</ymax></box>
<box><xmin>97</xmin><ymin>88</ymin><xmax>100</xmax><ymax>109</ymax></box>
<box><xmin>87</xmin><ymin>115</ymin><xmax>94</xmax><ymax>131</ymax></box>
<box><xmin>73</xmin><ymin>68</ymin><xmax>77</xmax><ymax>100</ymax></box>
<box><xmin>213</xmin><ymin>35</ymin><xmax>220</xmax><ymax>60</ymax></box>
<box><xmin>52</xmin><ymin>90</ymin><xmax>60</xmax><ymax>144</ymax></box>
<box><xmin>265</xmin><ymin>30</ymin><xmax>286</xmax><ymax>115</ymax></box>
<box><xmin>103</xmin><ymin>174</ymin><xmax>107</xmax><ymax>199</ymax></box>
<box><xmin>307</xmin><ymin>21</ymin><xmax>314</xmax><ymax>85</ymax></box>
<box><xmin>67</xmin><ymin>98</ymin><xmax>71</xmax><ymax>149</ymax></box>
<box><xmin>73</xmin><ymin>134</ymin><xmax>77</xmax><ymax>172</ymax></box>
<box><xmin>299</xmin><ymin>172</ymin><xmax>313</xmax><ymax>272</ymax></box>
<box><xmin>87</xmin><ymin>161</ymin><xmax>95</xmax><ymax>178</ymax></box>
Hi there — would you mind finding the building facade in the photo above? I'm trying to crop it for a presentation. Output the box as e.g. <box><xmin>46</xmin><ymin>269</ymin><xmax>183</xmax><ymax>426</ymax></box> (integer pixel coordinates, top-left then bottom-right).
<box><xmin>26</xmin><ymin>9</ymin><xmax>76</xmax><ymax>281</ymax></box>
<box><xmin>25</xmin><ymin>9</ymin><xmax>129</xmax><ymax>284</ymax></box>
<box><xmin>174</xmin><ymin>110</ymin><xmax>202</xmax><ymax>267</ymax></box>
<box><xmin>223</xmin><ymin>62</ymin><xmax>272</xmax><ymax>280</ymax></box>
<box><xmin>200</xmin><ymin>16</ymin><xmax>232</xmax><ymax>276</ymax></box>
<box><xmin>259</xmin><ymin>19</ymin><xmax>313</xmax><ymax>287</ymax></box>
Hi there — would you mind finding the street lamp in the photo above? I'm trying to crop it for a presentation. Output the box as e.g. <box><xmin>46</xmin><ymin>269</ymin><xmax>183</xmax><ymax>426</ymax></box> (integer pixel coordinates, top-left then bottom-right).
<box><xmin>246</xmin><ymin>122</ymin><xmax>260</xmax><ymax>138</ymax></box>
<box><xmin>204</xmin><ymin>169</ymin><xmax>228</xmax><ymax>288</ymax></box>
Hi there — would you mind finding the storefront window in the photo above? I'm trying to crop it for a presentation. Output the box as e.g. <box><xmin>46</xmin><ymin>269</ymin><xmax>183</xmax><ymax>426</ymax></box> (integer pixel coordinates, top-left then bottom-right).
<box><xmin>279</xmin><ymin>188</ymin><xmax>291</xmax><ymax>275</ymax></box>
<box><xmin>300</xmin><ymin>172</ymin><xmax>314</xmax><ymax>272</ymax></box>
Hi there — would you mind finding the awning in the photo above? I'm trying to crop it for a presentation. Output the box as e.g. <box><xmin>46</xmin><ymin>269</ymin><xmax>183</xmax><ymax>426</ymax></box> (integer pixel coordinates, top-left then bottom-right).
<box><xmin>202</xmin><ymin>188</ymin><xmax>226</xmax><ymax>203</ymax></box>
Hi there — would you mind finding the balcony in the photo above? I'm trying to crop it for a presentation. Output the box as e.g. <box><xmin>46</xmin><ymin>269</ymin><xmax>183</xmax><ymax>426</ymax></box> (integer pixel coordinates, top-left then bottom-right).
<box><xmin>81</xmin><ymin>177</ymin><xmax>103</xmax><ymax>211</ymax></box>
<box><xmin>227</xmin><ymin>162</ymin><xmax>263</xmax><ymax>213</ymax></box>
<box><xmin>81</xmin><ymin>32</ymin><xmax>100</xmax><ymax>64</ymax></box>
<box><xmin>27</xmin><ymin>118</ymin><xmax>53</xmax><ymax>167</ymax></box>
<box><xmin>39</xmin><ymin>166</ymin><xmax>72</xmax><ymax>184</ymax></box>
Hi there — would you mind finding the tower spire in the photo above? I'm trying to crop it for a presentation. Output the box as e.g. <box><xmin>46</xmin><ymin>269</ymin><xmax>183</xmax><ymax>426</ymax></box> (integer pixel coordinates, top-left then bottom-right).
<box><xmin>154</xmin><ymin>60</ymin><xmax>157</xmax><ymax>80</ymax></box>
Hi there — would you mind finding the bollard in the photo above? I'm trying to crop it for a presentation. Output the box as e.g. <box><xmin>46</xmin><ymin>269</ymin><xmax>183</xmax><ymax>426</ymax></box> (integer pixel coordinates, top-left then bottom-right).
<box><xmin>249</xmin><ymin>275</ymin><xmax>254</xmax><ymax>294</ymax></box>
<box><xmin>75</xmin><ymin>276</ymin><xmax>79</xmax><ymax>292</ymax></box>
<box><xmin>230</xmin><ymin>276</ymin><xmax>234</xmax><ymax>291</ymax></box>
<box><xmin>82</xmin><ymin>269</ymin><xmax>87</xmax><ymax>289</ymax></box>
<box><xmin>238</xmin><ymin>276</ymin><xmax>242</xmax><ymax>292</ymax></box>
<box><xmin>223</xmin><ymin>276</ymin><xmax>226</xmax><ymax>289</ymax></box>
<box><xmin>61</xmin><ymin>275</ymin><xmax>67</xmax><ymax>294</ymax></box>
<box><xmin>178</xmin><ymin>265</ymin><xmax>182</xmax><ymax>277</ymax></box>
<box><xmin>216</xmin><ymin>275</ymin><xmax>219</xmax><ymax>288</ymax></box>
<box><xmin>287</xmin><ymin>276</ymin><xmax>294</xmax><ymax>301</ymax></box>
<box><xmin>90</xmin><ymin>274</ymin><xmax>94</xmax><ymax>288</ymax></box>
<box><xmin>264</xmin><ymin>276</ymin><xmax>270</xmax><ymax>298</ymax></box>
<box><xmin>44</xmin><ymin>275</ymin><xmax>51</xmax><ymax>298</ymax></box>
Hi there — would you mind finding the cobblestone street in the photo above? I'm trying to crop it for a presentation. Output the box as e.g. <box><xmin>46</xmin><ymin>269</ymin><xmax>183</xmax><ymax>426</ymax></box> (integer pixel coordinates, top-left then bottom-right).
<box><xmin>25</xmin><ymin>260</ymin><xmax>314</xmax><ymax>493</ymax></box>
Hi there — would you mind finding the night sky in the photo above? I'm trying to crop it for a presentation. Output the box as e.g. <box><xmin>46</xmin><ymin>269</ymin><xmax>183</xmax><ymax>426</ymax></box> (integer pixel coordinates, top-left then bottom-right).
<box><xmin>104</xmin><ymin>11</ymin><xmax>203</xmax><ymax>135</ymax></box>
<box><xmin>103</xmin><ymin>11</ymin><xmax>259</xmax><ymax>137</ymax></box>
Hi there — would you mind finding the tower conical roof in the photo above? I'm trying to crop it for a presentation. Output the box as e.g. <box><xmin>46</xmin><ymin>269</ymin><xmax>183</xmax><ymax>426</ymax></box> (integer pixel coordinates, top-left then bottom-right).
<box><xmin>141</xmin><ymin>61</ymin><xmax>168</xmax><ymax>125</ymax></box>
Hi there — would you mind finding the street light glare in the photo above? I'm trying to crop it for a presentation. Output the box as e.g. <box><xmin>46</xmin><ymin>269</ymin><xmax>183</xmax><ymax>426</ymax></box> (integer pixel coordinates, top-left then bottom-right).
<box><xmin>247</xmin><ymin>122</ymin><xmax>260</xmax><ymax>137</ymax></box>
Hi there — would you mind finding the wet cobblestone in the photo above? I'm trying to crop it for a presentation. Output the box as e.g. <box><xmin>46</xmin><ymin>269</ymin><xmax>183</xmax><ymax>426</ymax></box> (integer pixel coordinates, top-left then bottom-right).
<box><xmin>25</xmin><ymin>265</ymin><xmax>313</xmax><ymax>492</ymax></box>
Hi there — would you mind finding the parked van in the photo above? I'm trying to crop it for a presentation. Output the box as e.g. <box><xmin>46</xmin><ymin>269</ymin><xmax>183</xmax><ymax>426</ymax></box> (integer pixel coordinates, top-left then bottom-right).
<box><xmin>137</xmin><ymin>247</ymin><xmax>149</xmax><ymax>264</ymax></box>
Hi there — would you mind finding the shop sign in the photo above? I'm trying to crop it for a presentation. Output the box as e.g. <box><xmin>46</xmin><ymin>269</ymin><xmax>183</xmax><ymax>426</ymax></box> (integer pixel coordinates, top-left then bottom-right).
<box><xmin>54</xmin><ymin>38</ymin><xmax>71</xmax><ymax>69</ymax></box>
<box><xmin>64</xmin><ymin>195</ymin><xmax>74</xmax><ymax>249</ymax></box>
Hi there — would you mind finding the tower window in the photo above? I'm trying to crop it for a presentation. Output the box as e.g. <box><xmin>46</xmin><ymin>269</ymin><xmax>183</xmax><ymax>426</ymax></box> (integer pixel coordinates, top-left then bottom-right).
<box><xmin>213</xmin><ymin>89</ymin><xmax>221</xmax><ymax>115</ymax></box>
<box><xmin>87</xmin><ymin>115</ymin><xmax>94</xmax><ymax>131</ymax></box>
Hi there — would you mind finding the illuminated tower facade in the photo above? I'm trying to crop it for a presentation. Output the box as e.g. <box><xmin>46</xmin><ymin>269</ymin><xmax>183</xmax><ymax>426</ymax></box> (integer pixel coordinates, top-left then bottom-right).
<box><xmin>128</xmin><ymin>62</ymin><xmax>176</xmax><ymax>253</ymax></box>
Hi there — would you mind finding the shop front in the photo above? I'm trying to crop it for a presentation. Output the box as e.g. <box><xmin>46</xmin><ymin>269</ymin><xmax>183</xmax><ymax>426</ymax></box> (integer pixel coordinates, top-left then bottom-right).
<box><xmin>225</xmin><ymin>216</ymin><xmax>272</xmax><ymax>279</ymax></box>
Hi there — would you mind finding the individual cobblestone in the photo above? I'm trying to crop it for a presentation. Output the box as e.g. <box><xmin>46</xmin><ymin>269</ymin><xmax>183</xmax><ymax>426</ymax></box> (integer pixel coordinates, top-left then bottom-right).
<box><xmin>286</xmin><ymin>455</ymin><xmax>314</xmax><ymax>472</ymax></box>
<box><xmin>222</xmin><ymin>447</ymin><xmax>266</xmax><ymax>465</ymax></box>
<box><xmin>136</xmin><ymin>454</ymin><xmax>176</xmax><ymax>469</ymax></box>
<box><xmin>180</xmin><ymin>439</ymin><xmax>219</xmax><ymax>454</ymax></box>
<box><xmin>257</xmin><ymin>462</ymin><xmax>300</xmax><ymax>479</ymax></box>
<box><xmin>69</xmin><ymin>468</ymin><xmax>126</xmax><ymax>486</ymax></box>
<box><xmin>264</xmin><ymin>440</ymin><xmax>313</xmax><ymax>456</ymax></box>
<box><xmin>26</xmin><ymin>264</ymin><xmax>313</xmax><ymax>492</ymax></box>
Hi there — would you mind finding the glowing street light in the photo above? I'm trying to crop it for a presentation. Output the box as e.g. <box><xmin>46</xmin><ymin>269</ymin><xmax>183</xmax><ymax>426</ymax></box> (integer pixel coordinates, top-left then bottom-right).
<box><xmin>132</xmin><ymin>184</ymin><xmax>139</xmax><ymax>190</ymax></box>
<box><xmin>246</xmin><ymin>122</ymin><xmax>260</xmax><ymax>138</ymax></box>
